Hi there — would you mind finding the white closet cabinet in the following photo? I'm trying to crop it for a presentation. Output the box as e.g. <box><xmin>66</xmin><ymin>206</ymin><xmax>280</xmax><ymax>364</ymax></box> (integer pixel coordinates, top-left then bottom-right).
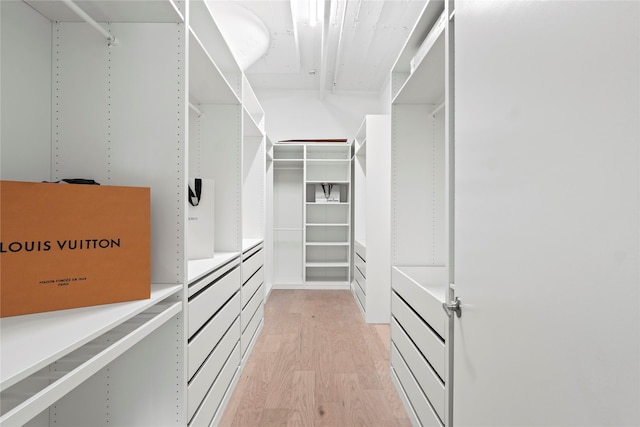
<box><xmin>1</xmin><ymin>1</ymin><xmax>187</xmax><ymax>425</ymax></box>
<box><xmin>352</xmin><ymin>115</ymin><xmax>392</xmax><ymax>323</ymax></box>
<box><xmin>1</xmin><ymin>1</ymin><xmax>266</xmax><ymax>426</ymax></box>
<box><xmin>271</xmin><ymin>143</ymin><xmax>352</xmax><ymax>288</ymax></box>
<box><xmin>390</xmin><ymin>0</ymin><xmax>453</xmax><ymax>426</ymax></box>
<box><xmin>187</xmin><ymin>3</ymin><xmax>266</xmax><ymax>425</ymax></box>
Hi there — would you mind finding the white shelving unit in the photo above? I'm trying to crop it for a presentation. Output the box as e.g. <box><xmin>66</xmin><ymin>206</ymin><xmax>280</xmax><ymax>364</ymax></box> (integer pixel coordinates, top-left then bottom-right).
<box><xmin>271</xmin><ymin>143</ymin><xmax>352</xmax><ymax>289</ymax></box>
<box><xmin>1</xmin><ymin>1</ymin><xmax>266</xmax><ymax>425</ymax></box>
<box><xmin>389</xmin><ymin>0</ymin><xmax>453</xmax><ymax>426</ymax></box>
<box><xmin>352</xmin><ymin>115</ymin><xmax>391</xmax><ymax>324</ymax></box>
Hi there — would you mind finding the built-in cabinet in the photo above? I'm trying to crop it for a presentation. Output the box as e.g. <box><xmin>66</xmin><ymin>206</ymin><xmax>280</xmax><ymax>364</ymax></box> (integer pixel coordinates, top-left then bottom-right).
<box><xmin>271</xmin><ymin>143</ymin><xmax>352</xmax><ymax>289</ymax></box>
<box><xmin>0</xmin><ymin>1</ymin><xmax>265</xmax><ymax>425</ymax></box>
<box><xmin>352</xmin><ymin>115</ymin><xmax>391</xmax><ymax>324</ymax></box>
<box><xmin>389</xmin><ymin>0</ymin><xmax>453</xmax><ymax>426</ymax></box>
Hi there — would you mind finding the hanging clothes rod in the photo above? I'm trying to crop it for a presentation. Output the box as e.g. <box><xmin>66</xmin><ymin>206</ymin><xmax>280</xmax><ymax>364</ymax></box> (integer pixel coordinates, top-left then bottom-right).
<box><xmin>189</xmin><ymin>102</ymin><xmax>203</xmax><ymax>117</ymax></box>
<box><xmin>61</xmin><ymin>0</ymin><xmax>119</xmax><ymax>46</ymax></box>
<box><xmin>431</xmin><ymin>101</ymin><xmax>446</xmax><ymax>117</ymax></box>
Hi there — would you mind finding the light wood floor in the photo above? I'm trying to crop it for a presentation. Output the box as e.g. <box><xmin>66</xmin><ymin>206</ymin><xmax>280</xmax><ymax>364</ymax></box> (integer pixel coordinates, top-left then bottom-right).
<box><xmin>219</xmin><ymin>289</ymin><xmax>411</xmax><ymax>427</ymax></box>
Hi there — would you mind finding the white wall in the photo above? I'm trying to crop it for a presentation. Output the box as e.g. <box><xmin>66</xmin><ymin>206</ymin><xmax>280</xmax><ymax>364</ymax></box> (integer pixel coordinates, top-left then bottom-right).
<box><xmin>255</xmin><ymin>89</ymin><xmax>382</xmax><ymax>142</ymax></box>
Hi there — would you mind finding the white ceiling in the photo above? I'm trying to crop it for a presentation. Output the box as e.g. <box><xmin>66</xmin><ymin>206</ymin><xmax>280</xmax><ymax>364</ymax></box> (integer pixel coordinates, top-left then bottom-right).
<box><xmin>208</xmin><ymin>0</ymin><xmax>427</xmax><ymax>94</ymax></box>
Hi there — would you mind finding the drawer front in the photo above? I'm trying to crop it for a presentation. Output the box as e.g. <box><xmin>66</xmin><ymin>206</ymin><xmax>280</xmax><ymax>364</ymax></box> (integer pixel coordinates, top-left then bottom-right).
<box><xmin>391</xmin><ymin>292</ymin><xmax>445</xmax><ymax>379</ymax></box>
<box><xmin>355</xmin><ymin>254</ymin><xmax>366</xmax><ymax>278</ymax></box>
<box><xmin>242</xmin><ymin>283</ymin><xmax>264</xmax><ymax>332</ymax></box>
<box><xmin>188</xmin><ymin>343</ymin><xmax>240</xmax><ymax>427</ymax></box>
<box><xmin>188</xmin><ymin>318</ymin><xmax>240</xmax><ymax>422</ymax></box>
<box><xmin>392</xmin><ymin>268</ymin><xmax>446</xmax><ymax>338</ymax></box>
<box><xmin>188</xmin><ymin>292</ymin><xmax>240</xmax><ymax>380</ymax></box>
<box><xmin>391</xmin><ymin>319</ymin><xmax>445</xmax><ymax>420</ymax></box>
<box><xmin>355</xmin><ymin>267</ymin><xmax>366</xmax><ymax>296</ymax></box>
<box><xmin>242</xmin><ymin>247</ymin><xmax>264</xmax><ymax>283</ymax></box>
<box><xmin>391</xmin><ymin>345</ymin><xmax>444</xmax><ymax>427</ymax></box>
<box><xmin>241</xmin><ymin>266</ymin><xmax>263</xmax><ymax>307</ymax></box>
<box><xmin>242</xmin><ymin>303</ymin><xmax>264</xmax><ymax>357</ymax></box>
<box><xmin>354</xmin><ymin>280</ymin><xmax>366</xmax><ymax>313</ymax></box>
<box><xmin>188</xmin><ymin>267</ymin><xmax>240</xmax><ymax>337</ymax></box>
<box><xmin>355</xmin><ymin>240</ymin><xmax>366</xmax><ymax>261</ymax></box>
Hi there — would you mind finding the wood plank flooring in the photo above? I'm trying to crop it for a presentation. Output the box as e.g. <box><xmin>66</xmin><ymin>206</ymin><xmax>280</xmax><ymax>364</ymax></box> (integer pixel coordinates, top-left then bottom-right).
<box><xmin>219</xmin><ymin>290</ymin><xmax>410</xmax><ymax>427</ymax></box>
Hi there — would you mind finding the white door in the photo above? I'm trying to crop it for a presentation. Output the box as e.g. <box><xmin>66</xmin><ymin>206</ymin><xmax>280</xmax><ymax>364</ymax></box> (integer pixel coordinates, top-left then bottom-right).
<box><xmin>453</xmin><ymin>1</ymin><xmax>640</xmax><ymax>425</ymax></box>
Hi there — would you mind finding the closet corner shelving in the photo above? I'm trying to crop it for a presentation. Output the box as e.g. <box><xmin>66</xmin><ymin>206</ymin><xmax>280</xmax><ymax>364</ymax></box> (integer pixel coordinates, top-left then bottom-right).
<box><xmin>271</xmin><ymin>142</ymin><xmax>352</xmax><ymax>289</ymax></box>
<box><xmin>352</xmin><ymin>114</ymin><xmax>391</xmax><ymax>324</ymax></box>
<box><xmin>389</xmin><ymin>0</ymin><xmax>454</xmax><ymax>426</ymax></box>
<box><xmin>1</xmin><ymin>0</ymin><xmax>266</xmax><ymax>425</ymax></box>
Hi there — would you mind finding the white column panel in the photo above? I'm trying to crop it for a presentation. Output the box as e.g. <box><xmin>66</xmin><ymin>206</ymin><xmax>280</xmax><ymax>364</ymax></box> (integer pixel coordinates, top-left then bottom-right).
<box><xmin>243</xmin><ymin>135</ymin><xmax>265</xmax><ymax>239</ymax></box>
<box><xmin>199</xmin><ymin>104</ymin><xmax>242</xmax><ymax>253</ymax></box>
<box><xmin>109</xmin><ymin>23</ymin><xmax>186</xmax><ymax>285</ymax></box>
<box><xmin>454</xmin><ymin>1</ymin><xmax>640</xmax><ymax>425</ymax></box>
<box><xmin>0</xmin><ymin>1</ymin><xmax>52</xmax><ymax>182</ymax></box>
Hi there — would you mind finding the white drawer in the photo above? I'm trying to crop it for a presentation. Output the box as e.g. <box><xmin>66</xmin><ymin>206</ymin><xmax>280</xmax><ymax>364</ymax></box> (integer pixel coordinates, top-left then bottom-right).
<box><xmin>355</xmin><ymin>240</ymin><xmax>366</xmax><ymax>261</ymax></box>
<box><xmin>355</xmin><ymin>253</ymin><xmax>366</xmax><ymax>278</ymax></box>
<box><xmin>355</xmin><ymin>267</ymin><xmax>366</xmax><ymax>296</ymax></box>
<box><xmin>242</xmin><ymin>266</ymin><xmax>263</xmax><ymax>308</ymax></box>
<box><xmin>392</xmin><ymin>318</ymin><xmax>445</xmax><ymax>420</ymax></box>
<box><xmin>188</xmin><ymin>266</ymin><xmax>240</xmax><ymax>338</ymax></box>
<box><xmin>188</xmin><ymin>318</ymin><xmax>240</xmax><ymax>422</ymax></box>
<box><xmin>391</xmin><ymin>345</ymin><xmax>444</xmax><ymax>427</ymax></box>
<box><xmin>188</xmin><ymin>291</ymin><xmax>240</xmax><ymax>380</ymax></box>
<box><xmin>391</xmin><ymin>292</ymin><xmax>445</xmax><ymax>379</ymax></box>
<box><xmin>354</xmin><ymin>280</ymin><xmax>366</xmax><ymax>314</ymax></box>
<box><xmin>392</xmin><ymin>266</ymin><xmax>447</xmax><ymax>338</ymax></box>
<box><xmin>242</xmin><ymin>303</ymin><xmax>264</xmax><ymax>357</ymax></box>
<box><xmin>242</xmin><ymin>247</ymin><xmax>263</xmax><ymax>283</ymax></box>
<box><xmin>242</xmin><ymin>283</ymin><xmax>264</xmax><ymax>332</ymax></box>
<box><xmin>188</xmin><ymin>342</ymin><xmax>240</xmax><ymax>427</ymax></box>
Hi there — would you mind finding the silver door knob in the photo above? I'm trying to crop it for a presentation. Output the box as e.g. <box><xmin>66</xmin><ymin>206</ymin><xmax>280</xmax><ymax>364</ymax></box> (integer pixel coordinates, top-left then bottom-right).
<box><xmin>442</xmin><ymin>297</ymin><xmax>462</xmax><ymax>318</ymax></box>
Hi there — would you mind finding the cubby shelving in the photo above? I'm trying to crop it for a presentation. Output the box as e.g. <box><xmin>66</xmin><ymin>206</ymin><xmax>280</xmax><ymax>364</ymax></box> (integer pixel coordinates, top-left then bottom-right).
<box><xmin>1</xmin><ymin>0</ymin><xmax>266</xmax><ymax>425</ymax></box>
<box><xmin>389</xmin><ymin>0</ymin><xmax>453</xmax><ymax>425</ymax></box>
<box><xmin>270</xmin><ymin>143</ymin><xmax>352</xmax><ymax>288</ymax></box>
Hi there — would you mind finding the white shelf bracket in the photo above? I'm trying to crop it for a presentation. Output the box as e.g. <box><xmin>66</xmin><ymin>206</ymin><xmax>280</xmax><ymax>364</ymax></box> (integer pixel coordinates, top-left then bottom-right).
<box><xmin>431</xmin><ymin>101</ymin><xmax>446</xmax><ymax>117</ymax></box>
<box><xmin>189</xmin><ymin>102</ymin><xmax>203</xmax><ymax>118</ymax></box>
<box><xmin>61</xmin><ymin>0</ymin><xmax>119</xmax><ymax>46</ymax></box>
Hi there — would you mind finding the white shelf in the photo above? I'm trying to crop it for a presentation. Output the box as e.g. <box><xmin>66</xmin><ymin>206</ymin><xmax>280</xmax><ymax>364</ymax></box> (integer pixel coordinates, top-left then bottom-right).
<box><xmin>24</xmin><ymin>0</ymin><xmax>185</xmax><ymax>23</ymax></box>
<box><xmin>306</xmin><ymin>159</ymin><xmax>351</xmax><ymax>163</ymax></box>
<box><xmin>391</xmin><ymin>0</ymin><xmax>445</xmax><ymax>100</ymax></box>
<box><xmin>306</xmin><ymin>180</ymin><xmax>350</xmax><ymax>184</ymax></box>
<box><xmin>242</xmin><ymin>238</ymin><xmax>264</xmax><ymax>253</ymax></box>
<box><xmin>306</xmin><ymin>262</ymin><xmax>349</xmax><ymax>268</ymax></box>
<box><xmin>306</xmin><ymin>223</ymin><xmax>349</xmax><ymax>227</ymax></box>
<box><xmin>187</xmin><ymin>252</ymin><xmax>241</xmax><ymax>285</ymax></box>
<box><xmin>243</xmin><ymin>108</ymin><xmax>264</xmax><ymax>137</ymax></box>
<box><xmin>0</xmin><ymin>283</ymin><xmax>182</xmax><ymax>391</ymax></box>
<box><xmin>189</xmin><ymin>30</ymin><xmax>240</xmax><ymax>105</ymax></box>
<box><xmin>393</xmin><ymin>24</ymin><xmax>445</xmax><ymax>105</ymax></box>
<box><xmin>305</xmin><ymin>242</ymin><xmax>350</xmax><ymax>246</ymax></box>
<box><xmin>1</xmin><ymin>300</ymin><xmax>182</xmax><ymax>427</ymax></box>
<box><xmin>306</xmin><ymin>202</ymin><xmax>350</xmax><ymax>205</ymax></box>
<box><xmin>393</xmin><ymin>266</ymin><xmax>448</xmax><ymax>304</ymax></box>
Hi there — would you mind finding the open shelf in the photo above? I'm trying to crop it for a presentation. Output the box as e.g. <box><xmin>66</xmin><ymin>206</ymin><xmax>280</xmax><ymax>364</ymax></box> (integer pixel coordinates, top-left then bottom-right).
<box><xmin>391</xmin><ymin>0</ymin><xmax>445</xmax><ymax>101</ymax></box>
<box><xmin>0</xmin><ymin>283</ymin><xmax>182</xmax><ymax>392</ymax></box>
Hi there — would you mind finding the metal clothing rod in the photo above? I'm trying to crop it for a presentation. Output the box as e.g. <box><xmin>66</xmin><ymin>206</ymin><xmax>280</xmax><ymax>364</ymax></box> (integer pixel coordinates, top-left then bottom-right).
<box><xmin>189</xmin><ymin>102</ymin><xmax>203</xmax><ymax>117</ymax></box>
<box><xmin>432</xmin><ymin>101</ymin><xmax>446</xmax><ymax>117</ymax></box>
<box><xmin>61</xmin><ymin>0</ymin><xmax>119</xmax><ymax>46</ymax></box>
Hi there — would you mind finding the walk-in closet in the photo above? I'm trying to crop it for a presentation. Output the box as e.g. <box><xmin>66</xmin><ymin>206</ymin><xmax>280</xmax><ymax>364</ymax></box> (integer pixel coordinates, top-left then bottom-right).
<box><xmin>1</xmin><ymin>0</ymin><xmax>639</xmax><ymax>426</ymax></box>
